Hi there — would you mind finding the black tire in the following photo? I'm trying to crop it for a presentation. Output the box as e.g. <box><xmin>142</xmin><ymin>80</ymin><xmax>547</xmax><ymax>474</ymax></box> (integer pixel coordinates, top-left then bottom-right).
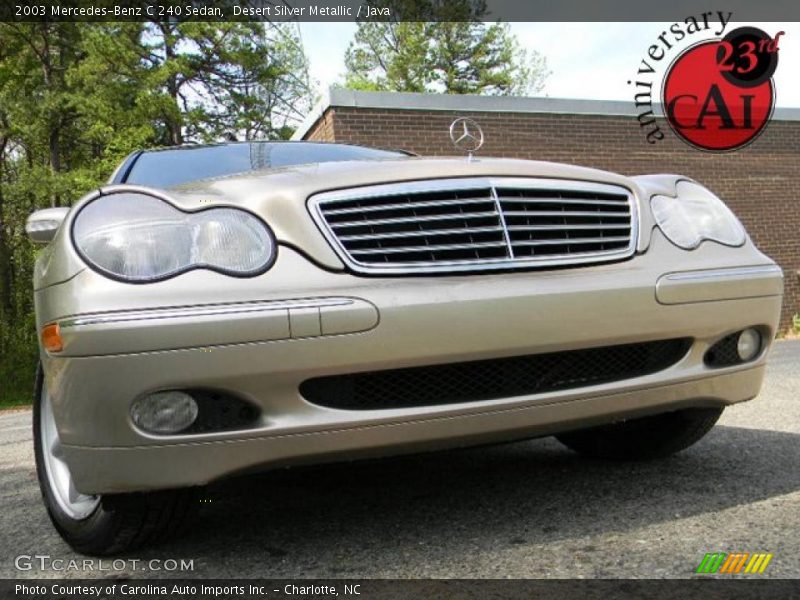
<box><xmin>33</xmin><ymin>363</ymin><xmax>197</xmax><ymax>556</ymax></box>
<box><xmin>555</xmin><ymin>407</ymin><xmax>724</xmax><ymax>460</ymax></box>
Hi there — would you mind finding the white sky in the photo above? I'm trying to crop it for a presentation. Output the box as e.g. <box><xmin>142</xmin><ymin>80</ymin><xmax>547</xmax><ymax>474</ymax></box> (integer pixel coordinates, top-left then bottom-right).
<box><xmin>298</xmin><ymin>22</ymin><xmax>800</xmax><ymax>107</ymax></box>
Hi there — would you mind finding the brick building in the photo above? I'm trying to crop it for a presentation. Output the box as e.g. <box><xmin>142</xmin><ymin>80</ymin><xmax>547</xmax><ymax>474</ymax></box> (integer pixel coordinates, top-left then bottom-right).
<box><xmin>294</xmin><ymin>89</ymin><xmax>800</xmax><ymax>332</ymax></box>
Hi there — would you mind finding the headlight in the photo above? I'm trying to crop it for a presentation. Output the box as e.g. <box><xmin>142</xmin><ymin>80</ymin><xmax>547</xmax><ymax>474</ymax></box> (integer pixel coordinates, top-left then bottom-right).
<box><xmin>650</xmin><ymin>181</ymin><xmax>746</xmax><ymax>250</ymax></box>
<box><xmin>73</xmin><ymin>191</ymin><xmax>275</xmax><ymax>281</ymax></box>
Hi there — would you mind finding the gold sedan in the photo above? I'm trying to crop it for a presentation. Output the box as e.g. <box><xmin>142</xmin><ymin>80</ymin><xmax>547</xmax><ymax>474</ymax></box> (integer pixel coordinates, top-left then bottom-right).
<box><xmin>26</xmin><ymin>138</ymin><xmax>782</xmax><ymax>555</ymax></box>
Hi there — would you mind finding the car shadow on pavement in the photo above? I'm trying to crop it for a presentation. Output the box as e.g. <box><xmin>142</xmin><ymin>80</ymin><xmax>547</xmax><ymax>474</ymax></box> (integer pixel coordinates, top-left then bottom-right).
<box><xmin>3</xmin><ymin>423</ymin><xmax>798</xmax><ymax>578</ymax></box>
<box><xmin>149</xmin><ymin>424</ymin><xmax>800</xmax><ymax>575</ymax></box>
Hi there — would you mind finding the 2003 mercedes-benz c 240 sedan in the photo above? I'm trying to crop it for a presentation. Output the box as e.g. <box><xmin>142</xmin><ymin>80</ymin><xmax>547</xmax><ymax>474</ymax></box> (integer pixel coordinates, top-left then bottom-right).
<box><xmin>27</xmin><ymin>134</ymin><xmax>782</xmax><ymax>555</ymax></box>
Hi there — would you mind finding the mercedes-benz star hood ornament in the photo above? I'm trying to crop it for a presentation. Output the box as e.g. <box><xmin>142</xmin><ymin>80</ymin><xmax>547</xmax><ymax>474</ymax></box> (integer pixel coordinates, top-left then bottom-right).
<box><xmin>449</xmin><ymin>117</ymin><xmax>484</xmax><ymax>160</ymax></box>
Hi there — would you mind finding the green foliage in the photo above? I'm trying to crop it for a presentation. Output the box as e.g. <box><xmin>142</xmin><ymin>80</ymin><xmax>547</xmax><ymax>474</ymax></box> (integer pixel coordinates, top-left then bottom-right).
<box><xmin>0</xmin><ymin>22</ymin><xmax>313</xmax><ymax>407</ymax></box>
<box><xmin>345</xmin><ymin>22</ymin><xmax>430</xmax><ymax>93</ymax></box>
<box><xmin>345</xmin><ymin>1</ymin><xmax>549</xmax><ymax>95</ymax></box>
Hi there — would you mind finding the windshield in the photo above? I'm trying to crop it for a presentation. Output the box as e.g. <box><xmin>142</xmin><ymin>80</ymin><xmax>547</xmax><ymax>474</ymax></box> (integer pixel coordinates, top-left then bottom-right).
<box><xmin>122</xmin><ymin>142</ymin><xmax>408</xmax><ymax>188</ymax></box>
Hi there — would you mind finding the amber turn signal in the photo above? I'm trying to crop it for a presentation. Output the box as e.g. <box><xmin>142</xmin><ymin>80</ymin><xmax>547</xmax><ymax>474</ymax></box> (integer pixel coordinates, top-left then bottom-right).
<box><xmin>41</xmin><ymin>323</ymin><xmax>63</xmax><ymax>353</ymax></box>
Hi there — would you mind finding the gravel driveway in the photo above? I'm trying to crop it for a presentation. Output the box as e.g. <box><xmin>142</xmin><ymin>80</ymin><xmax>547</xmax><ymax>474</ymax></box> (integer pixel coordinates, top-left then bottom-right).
<box><xmin>2</xmin><ymin>341</ymin><xmax>799</xmax><ymax>579</ymax></box>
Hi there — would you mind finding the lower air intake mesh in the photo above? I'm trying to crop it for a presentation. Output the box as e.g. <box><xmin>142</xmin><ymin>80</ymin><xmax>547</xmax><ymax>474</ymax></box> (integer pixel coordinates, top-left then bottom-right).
<box><xmin>300</xmin><ymin>338</ymin><xmax>692</xmax><ymax>410</ymax></box>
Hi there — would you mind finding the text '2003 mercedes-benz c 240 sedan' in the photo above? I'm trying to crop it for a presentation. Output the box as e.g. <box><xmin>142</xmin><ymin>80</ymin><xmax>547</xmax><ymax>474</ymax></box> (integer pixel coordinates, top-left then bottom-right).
<box><xmin>27</xmin><ymin>125</ymin><xmax>782</xmax><ymax>555</ymax></box>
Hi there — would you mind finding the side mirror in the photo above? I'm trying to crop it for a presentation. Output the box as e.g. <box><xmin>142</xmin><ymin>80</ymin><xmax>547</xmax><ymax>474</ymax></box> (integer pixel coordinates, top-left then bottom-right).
<box><xmin>26</xmin><ymin>207</ymin><xmax>70</xmax><ymax>244</ymax></box>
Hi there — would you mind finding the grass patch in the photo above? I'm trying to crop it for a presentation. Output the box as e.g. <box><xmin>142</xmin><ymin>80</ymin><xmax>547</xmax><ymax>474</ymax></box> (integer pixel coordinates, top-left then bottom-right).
<box><xmin>0</xmin><ymin>395</ymin><xmax>31</xmax><ymax>410</ymax></box>
<box><xmin>0</xmin><ymin>369</ymin><xmax>34</xmax><ymax>410</ymax></box>
<box><xmin>1</xmin><ymin>338</ymin><xmax>38</xmax><ymax>409</ymax></box>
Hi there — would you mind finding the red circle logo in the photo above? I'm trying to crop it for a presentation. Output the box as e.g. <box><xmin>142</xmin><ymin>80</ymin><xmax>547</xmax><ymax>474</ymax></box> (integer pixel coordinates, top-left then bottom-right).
<box><xmin>662</xmin><ymin>29</ymin><xmax>777</xmax><ymax>152</ymax></box>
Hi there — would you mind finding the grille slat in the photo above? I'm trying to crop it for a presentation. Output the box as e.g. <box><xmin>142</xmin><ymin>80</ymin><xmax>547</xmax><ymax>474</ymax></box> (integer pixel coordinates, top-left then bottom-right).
<box><xmin>350</xmin><ymin>241</ymin><xmax>509</xmax><ymax>256</ymax></box>
<box><xmin>502</xmin><ymin>210</ymin><xmax>630</xmax><ymax>218</ymax></box>
<box><xmin>323</xmin><ymin>197</ymin><xmax>494</xmax><ymax>215</ymax></box>
<box><xmin>506</xmin><ymin>224</ymin><xmax>631</xmax><ymax>232</ymax></box>
<box><xmin>310</xmin><ymin>178</ymin><xmax>636</xmax><ymax>274</ymax></box>
<box><xmin>338</xmin><ymin>225</ymin><xmax>505</xmax><ymax>242</ymax></box>
<box><xmin>512</xmin><ymin>236</ymin><xmax>631</xmax><ymax>247</ymax></box>
<box><xmin>330</xmin><ymin>211</ymin><xmax>500</xmax><ymax>229</ymax></box>
<box><xmin>497</xmin><ymin>197</ymin><xmax>628</xmax><ymax>207</ymax></box>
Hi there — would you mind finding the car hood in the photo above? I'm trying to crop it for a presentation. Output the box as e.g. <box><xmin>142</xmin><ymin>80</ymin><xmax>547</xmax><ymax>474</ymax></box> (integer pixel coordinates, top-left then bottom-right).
<box><xmin>166</xmin><ymin>156</ymin><xmax>635</xmax><ymax>205</ymax></box>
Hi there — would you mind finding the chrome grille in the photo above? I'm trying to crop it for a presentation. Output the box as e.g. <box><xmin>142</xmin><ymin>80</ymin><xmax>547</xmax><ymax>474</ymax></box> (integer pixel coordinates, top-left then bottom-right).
<box><xmin>309</xmin><ymin>178</ymin><xmax>637</xmax><ymax>274</ymax></box>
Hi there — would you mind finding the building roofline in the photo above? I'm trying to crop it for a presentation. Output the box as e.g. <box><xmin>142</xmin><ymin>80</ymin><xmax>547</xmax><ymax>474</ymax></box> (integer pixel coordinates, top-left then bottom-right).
<box><xmin>293</xmin><ymin>87</ymin><xmax>800</xmax><ymax>140</ymax></box>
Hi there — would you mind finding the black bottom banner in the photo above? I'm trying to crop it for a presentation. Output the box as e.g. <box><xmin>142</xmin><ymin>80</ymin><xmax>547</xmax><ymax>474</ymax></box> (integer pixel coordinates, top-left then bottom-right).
<box><xmin>3</xmin><ymin>579</ymin><xmax>799</xmax><ymax>600</ymax></box>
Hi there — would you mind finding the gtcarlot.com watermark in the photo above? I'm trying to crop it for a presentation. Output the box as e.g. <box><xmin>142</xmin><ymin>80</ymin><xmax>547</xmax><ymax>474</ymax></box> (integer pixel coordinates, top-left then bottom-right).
<box><xmin>15</xmin><ymin>554</ymin><xmax>194</xmax><ymax>573</ymax></box>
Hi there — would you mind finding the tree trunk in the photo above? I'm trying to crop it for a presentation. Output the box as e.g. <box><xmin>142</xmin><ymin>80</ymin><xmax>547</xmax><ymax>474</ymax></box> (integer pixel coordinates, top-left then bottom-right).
<box><xmin>0</xmin><ymin>136</ymin><xmax>14</xmax><ymax>318</ymax></box>
<box><xmin>159</xmin><ymin>23</ymin><xmax>183</xmax><ymax>145</ymax></box>
<box><xmin>40</xmin><ymin>24</ymin><xmax>61</xmax><ymax>207</ymax></box>
<box><xmin>48</xmin><ymin>128</ymin><xmax>61</xmax><ymax>207</ymax></box>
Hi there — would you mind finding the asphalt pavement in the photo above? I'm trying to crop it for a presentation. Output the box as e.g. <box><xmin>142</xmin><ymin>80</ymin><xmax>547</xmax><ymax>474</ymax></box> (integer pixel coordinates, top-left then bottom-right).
<box><xmin>1</xmin><ymin>341</ymin><xmax>799</xmax><ymax>579</ymax></box>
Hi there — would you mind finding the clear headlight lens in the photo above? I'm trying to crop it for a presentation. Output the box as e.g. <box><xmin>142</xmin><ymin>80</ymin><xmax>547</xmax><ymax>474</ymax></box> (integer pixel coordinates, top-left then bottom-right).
<box><xmin>651</xmin><ymin>181</ymin><xmax>746</xmax><ymax>250</ymax></box>
<box><xmin>73</xmin><ymin>191</ymin><xmax>274</xmax><ymax>281</ymax></box>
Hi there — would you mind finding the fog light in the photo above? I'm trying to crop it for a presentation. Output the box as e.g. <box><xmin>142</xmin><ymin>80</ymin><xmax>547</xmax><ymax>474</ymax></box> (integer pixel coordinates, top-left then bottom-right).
<box><xmin>737</xmin><ymin>329</ymin><xmax>761</xmax><ymax>361</ymax></box>
<box><xmin>131</xmin><ymin>391</ymin><xmax>198</xmax><ymax>434</ymax></box>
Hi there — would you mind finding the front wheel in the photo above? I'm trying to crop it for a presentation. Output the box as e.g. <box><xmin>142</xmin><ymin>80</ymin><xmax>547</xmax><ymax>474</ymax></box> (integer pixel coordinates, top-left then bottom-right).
<box><xmin>33</xmin><ymin>364</ymin><xmax>196</xmax><ymax>555</ymax></box>
<box><xmin>555</xmin><ymin>407</ymin><xmax>724</xmax><ymax>460</ymax></box>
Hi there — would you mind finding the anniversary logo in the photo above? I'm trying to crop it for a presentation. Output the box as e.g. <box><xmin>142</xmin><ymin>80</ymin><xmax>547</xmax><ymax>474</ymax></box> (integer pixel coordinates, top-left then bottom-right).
<box><xmin>631</xmin><ymin>11</ymin><xmax>783</xmax><ymax>151</ymax></box>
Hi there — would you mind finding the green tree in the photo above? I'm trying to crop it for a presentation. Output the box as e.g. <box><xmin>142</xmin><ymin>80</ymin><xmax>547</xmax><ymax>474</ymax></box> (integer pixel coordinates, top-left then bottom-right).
<box><xmin>133</xmin><ymin>21</ymin><xmax>313</xmax><ymax>144</ymax></box>
<box><xmin>430</xmin><ymin>22</ymin><xmax>546</xmax><ymax>95</ymax></box>
<box><xmin>344</xmin><ymin>22</ymin><xmax>430</xmax><ymax>92</ymax></box>
<box><xmin>344</xmin><ymin>1</ymin><xmax>548</xmax><ymax>95</ymax></box>
<box><xmin>0</xmin><ymin>23</ymin><xmax>90</xmax><ymax>405</ymax></box>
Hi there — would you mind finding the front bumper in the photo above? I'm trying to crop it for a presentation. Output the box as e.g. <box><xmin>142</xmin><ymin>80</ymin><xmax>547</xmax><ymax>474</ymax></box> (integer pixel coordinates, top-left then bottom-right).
<box><xmin>36</xmin><ymin>233</ymin><xmax>783</xmax><ymax>494</ymax></box>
